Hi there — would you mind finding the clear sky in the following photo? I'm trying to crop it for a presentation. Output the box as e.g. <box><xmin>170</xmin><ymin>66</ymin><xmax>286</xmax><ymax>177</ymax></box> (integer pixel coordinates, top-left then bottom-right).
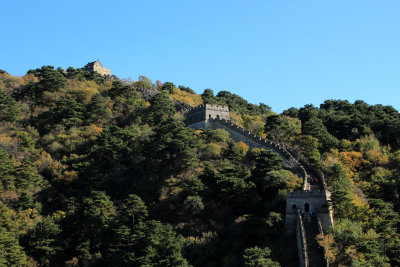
<box><xmin>1</xmin><ymin>0</ymin><xmax>399</xmax><ymax>113</ymax></box>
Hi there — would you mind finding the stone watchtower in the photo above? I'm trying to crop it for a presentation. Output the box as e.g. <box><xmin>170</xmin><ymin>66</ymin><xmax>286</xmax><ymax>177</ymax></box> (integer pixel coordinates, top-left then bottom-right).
<box><xmin>186</xmin><ymin>104</ymin><xmax>230</xmax><ymax>129</ymax></box>
<box><xmin>83</xmin><ymin>60</ymin><xmax>111</xmax><ymax>76</ymax></box>
<box><xmin>285</xmin><ymin>190</ymin><xmax>333</xmax><ymax>232</ymax></box>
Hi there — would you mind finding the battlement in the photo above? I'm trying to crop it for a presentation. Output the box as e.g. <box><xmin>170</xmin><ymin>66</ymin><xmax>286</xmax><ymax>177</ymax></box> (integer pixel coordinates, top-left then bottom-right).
<box><xmin>186</xmin><ymin>104</ymin><xmax>230</xmax><ymax>124</ymax></box>
<box><xmin>286</xmin><ymin>190</ymin><xmax>328</xmax><ymax>199</ymax></box>
<box><xmin>83</xmin><ymin>60</ymin><xmax>111</xmax><ymax>76</ymax></box>
<box><xmin>188</xmin><ymin>104</ymin><xmax>230</xmax><ymax>113</ymax></box>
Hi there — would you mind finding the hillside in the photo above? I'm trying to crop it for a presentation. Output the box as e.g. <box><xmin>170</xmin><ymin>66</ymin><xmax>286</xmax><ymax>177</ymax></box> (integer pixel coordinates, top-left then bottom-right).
<box><xmin>0</xmin><ymin>66</ymin><xmax>399</xmax><ymax>266</ymax></box>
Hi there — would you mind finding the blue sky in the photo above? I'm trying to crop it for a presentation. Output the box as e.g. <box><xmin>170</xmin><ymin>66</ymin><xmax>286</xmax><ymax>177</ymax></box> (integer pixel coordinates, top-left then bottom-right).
<box><xmin>1</xmin><ymin>0</ymin><xmax>399</xmax><ymax>113</ymax></box>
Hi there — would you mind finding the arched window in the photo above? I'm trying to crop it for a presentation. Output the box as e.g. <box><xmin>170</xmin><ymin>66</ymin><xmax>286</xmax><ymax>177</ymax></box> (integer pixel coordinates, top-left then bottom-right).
<box><xmin>304</xmin><ymin>203</ymin><xmax>310</xmax><ymax>212</ymax></box>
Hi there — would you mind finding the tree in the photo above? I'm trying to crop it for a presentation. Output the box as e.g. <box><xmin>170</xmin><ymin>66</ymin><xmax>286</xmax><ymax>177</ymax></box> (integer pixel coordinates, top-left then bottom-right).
<box><xmin>129</xmin><ymin>220</ymin><xmax>189</xmax><ymax>266</ymax></box>
<box><xmin>133</xmin><ymin>76</ymin><xmax>154</xmax><ymax>90</ymax></box>
<box><xmin>108</xmin><ymin>81</ymin><xmax>133</xmax><ymax>98</ymax></box>
<box><xmin>302</xmin><ymin>116</ymin><xmax>339</xmax><ymax>150</ymax></box>
<box><xmin>201</xmin><ymin>89</ymin><xmax>216</xmax><ymax>104</ymax></box>
<box><xmin>120</xmin><ymin>194</ymin><xmax>148</xmax><ymax>227</ymax></box>
<box><xmin>183</xmin><ymin>195</ymin><xmax>204</xmax><ymax>215</ymax></box>
<box><xmin>296</xmin><ymin>135</ymin><xmax>321</xmax><ymax>164</ymax></box>
<box><xmin>24</xmin><ymin>216</ymin><xmax>61</xmax><ymax>266</ymax></box>
<box><xmin>0</xmin><ymin>88</ymin><xmax>20</xmax><ymax>122</ymax></box>
<box><xmin>0</xmin><ymin>202</ymin><xmax>29</xmax><ymax>266</ymax></box>
<box><xmin>147</xmin><ymin>91</ymin><xmax>176</xmax><ymax>125</ymax></box>
<box><xmin>27</xmin><ymin>66</ymin><xmax>66</xmax><ymax>100</ymax></box>
<box><xmin>330</xmin><ymin>164</ymin><xmax>353</xmax><ymax>221</ymax></box>
<box><xmin>264</xmin><ymin>115</ymin><xmax>301</xmax><ymax>141</ymax></box>
<box><xmin>86</xmin><ymin>93</ymin><xmax>111</xmax><ymax>123</ymax></box>
<box><xmin>243</xmin><ymin>246</ymin><xmax>280</xmax><ymax>267</ymax></box>
<box><xmin>161</xmin><ymin>82</ymin><xmax>176</xmax><ymax>92</ymax></box>
<box><xmin>81</xmin><ymin>191</ymin><xmax>116</xmax><ymax>229</ymax></box>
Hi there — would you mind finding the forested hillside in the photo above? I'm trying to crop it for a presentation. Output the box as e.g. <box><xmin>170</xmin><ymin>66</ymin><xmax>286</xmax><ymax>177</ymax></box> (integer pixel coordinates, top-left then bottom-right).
<box><xmin>0</xmin><ymin>66</ymin><xmax>399</xmax><ymax>266</ymax></box>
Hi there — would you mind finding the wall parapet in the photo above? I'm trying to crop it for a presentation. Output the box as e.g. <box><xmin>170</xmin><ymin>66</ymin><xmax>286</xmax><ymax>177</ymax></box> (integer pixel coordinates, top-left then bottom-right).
<box><xmin>187</xmin><ymin>104</ymin><xmax>229</xmax><ymax>113</ymax></box>
<box><xmin>296</xmin><ymin>210</ymin><xmax>309</xmax><ymax>267</ymax></box>
<box><xmin>287</xmin><ymin>190</ymin><xmax>328</xmax><ymax>199</ymax></box>
<box><xmin>317</xmin><ymin>218</ymin><xmax>330</xmax><ymax>267</ymax></box>
<box><xmin>210</xmin><ymin>118</ymin><xmax>300</xmax><ymax>166</ymax></box>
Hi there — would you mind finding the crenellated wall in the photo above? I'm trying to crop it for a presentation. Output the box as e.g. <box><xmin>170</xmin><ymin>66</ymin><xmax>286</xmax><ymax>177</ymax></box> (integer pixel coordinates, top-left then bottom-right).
<box><xmin>185</xmin><ymin>104</ymin><xmax>230</xmax><ymax>124</ymax></box>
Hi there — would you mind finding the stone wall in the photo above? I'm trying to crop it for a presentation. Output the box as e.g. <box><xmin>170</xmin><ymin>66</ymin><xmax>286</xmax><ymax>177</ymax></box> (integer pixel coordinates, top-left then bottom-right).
<box><xmin>286</xmin><ymin>190</ymin><xmax>333</xmax><ymax>231</ymax></box>
<box><xmin>83</xmin><ymin>60</ymin><xmax>111</xmax><ymax>76</ymax></box>
<box><xmin>296</xmin><ymin>210</ymin><xmax>308</xmax><ymax>267</ymax></box>
<box><xmin>185</xmin><ymin>104</ymin><xmax>230</xmax><ymax>124</ymax></box>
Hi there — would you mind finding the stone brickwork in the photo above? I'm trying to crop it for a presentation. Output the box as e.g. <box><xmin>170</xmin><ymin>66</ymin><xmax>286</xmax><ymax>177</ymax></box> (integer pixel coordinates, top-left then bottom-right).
<box><xmin>185</xmin><ymin>104</ymin><xmax>230</xmax><ymax>125</ymax></box>
<box><xmin>83</xmin><ymin>60</ymin><xmax>111</xmax><ymax>76</ymax></box>
<box><xmin>285</xmin><ymin>190</ymin><xmax>333</xmax><ymax>232</ymax></box>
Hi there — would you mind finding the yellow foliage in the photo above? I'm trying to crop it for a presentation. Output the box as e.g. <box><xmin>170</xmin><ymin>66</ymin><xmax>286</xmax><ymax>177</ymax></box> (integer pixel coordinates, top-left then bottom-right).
<box><xmin>230</xmin><ymin>112</ymin><xmax>244</xmax><ymax>127</ymax></box>
<box><xmin>22</xmin><ymin>74</ymin><xmax>38</xmax><ymax>84</ymax></box>
<box><xmin>0</xmin><ymin>73</ymin><xmax>26</xmax><ymax>92</ymax></box>
<box><xmin>356</xmin><ymin>134</ymin><xmax>380</xmax><ymax>153</ymax></box>
<box><xmin>285</xmin><ymin>173</ymin><xmax>303</xmax><ymax>191</ymax></box>
<box><xmin>62</xmin><ymin>170</ymin><xmax>78</xmax><ymax>183</ymax></box>
<box><xmin>204</xmin><ymin>143</ymin><xmax>222</xmax><ymax>157</ymax></box>
<box><xmin>338</xmin><ymin>151</ymin><xmax>366</xmax><ymax>182</ymax></box>
<box><xmin>323</xmin><ymin>150</ymin><xmax>341</xmax><ymax>167</ymax></box>
<box><xmin>65</xmin><ymin>79</ymin><xmax>102</xmax><ymax>104</ymax></box>
<box><xmin>316</xmin><ymin>233</ymin><xmax>337</xmax><ymax>264</ymax></box>
<box><xmin>85</xmin><ymin>124</ymin><xmax>103</xmax><ymax>138</ymax></box>
<box><xmin>159</xmin><ymin>177</ymin><xmax>183</xmax><ymax>201</ymax></box>
<box><xmin>56</xmin><ymin>133</ymin><xmax>69</xmax><ymax>140</ymax></box>
<box><xmin>169</xmin><ymin>87</ymin><xmax>203</xmax><ymax>107</ymax></box>
<box><xmin>365</xmin><ymin>149</ymin><xmax>389</xmax><ymax>165</ymax></box>
<box><xmin>52</xmin><ymin>210</ymin><xmax>66</xmax><ymax>221</ymax></box>
<box><xmin>236</xmin><ymin>141</ymin><xmax>249</xmax><ymax>155</ymax></box>
<box><xmin>243</xmin><ymin>115</ymin><xmax>265</xmax><ymax>135</ymax></box>
<box><xmin>65</xmin><ymin>257</ymin><xmax>79</xmax><ymax>267</ymax></box>
<box><xmin>352</xmin><ymin>193</ymin><xmax>368</xmax><ymax>208</ymax></box>
<box><xmin>15</xmin><ymin>208</ymin><xmax>42</xmax><ymax>235</ymax></box>
<box><xmin>34</xmin><ymin>151</ymin><xmax>59</xmax><ymax>171</ymax></box>
<box><xmin>195</xmin><ymin>129</ymin><xmax>204</xmax><ymax>135</ymax></box>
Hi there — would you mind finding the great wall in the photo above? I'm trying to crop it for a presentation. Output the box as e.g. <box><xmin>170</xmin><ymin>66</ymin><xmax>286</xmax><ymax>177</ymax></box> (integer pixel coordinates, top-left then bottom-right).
<box><xmin>134</xmin><ymin>86</ymin><xmax>332</xmax><ymax>267</ymax></box>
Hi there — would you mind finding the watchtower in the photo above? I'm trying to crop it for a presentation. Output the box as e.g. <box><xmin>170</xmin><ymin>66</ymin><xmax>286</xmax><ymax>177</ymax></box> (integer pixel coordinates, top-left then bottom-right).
<box><xmin>83</xmin><ymin>60</ymin><xmax>111</xmax><ymax>76</ymax></box>
<box><xmin>285</xmin><ymin>190</ymin><xmax>333</xmax><ymax>233</ymax></box>
<box><xmin>186</xmin><ymin>104</ymin><xmax>230</xmax><ymax>129</ymax></box>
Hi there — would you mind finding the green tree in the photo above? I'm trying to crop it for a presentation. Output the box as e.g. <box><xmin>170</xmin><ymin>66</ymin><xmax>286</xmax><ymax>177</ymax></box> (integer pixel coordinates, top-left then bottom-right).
<box><xmin>0</xmin><ymin>88</ymin><xmax>20</xmax><ymax>122</ymax></box>
<box><xmin>81</xmin><ymin>191</ymin><xmax>116</xmax><ymax>229</ymax></box>
<box><xmin>147</xmin><ymin>91</ymin><xmax>176</xmax><ymax>125</ymax></box>
<box><xmin>243</xmin><ymin>246</ymin><xmax>280</xmax><ymax>267</ymax></box>
<box><xmin>201</xmin><ymin>89</ymin><xmax>216</xmax><ymax>104</ymax></box>
<box><xmin>24</xmin><ymin>216</ymin><xmax>61</xmax><ymax>266</ymax></box>
<box><xmin>330</xmin><ymin>164</ymin><xmax>353</xmax><ymax>222</ymax></box>
<box><xmin>161</xmin><ymin>82</ymin><xmax>176</xmax><ymax>92</ymax></box>
<box><xmin>0</xmin><ymin>202</ymin><xmax>29</xmax><ymax>266</ymax></box>
<box><xmin>297</xmin><ymin>135</ymin><xmax>321</xmax><ymax>164</ymax></box>
<box><xmin>27</xmin><ymin>66</ymin><xmax>67</xmax><ymax>100</ymax></box>
<box><xmin>264</xmin><ymin>115</ymin><xmax>301</xmax><ymax>141</ymax></box>
<box><xmin>129</xmin><ymin>220</ymin><xmax>189</xmax><ymax>266</ymax></box>
<box><xmin>86</xmin><ymin>93</ymin><xmax>111</xmax><ymax>123</ymax></box>
<box><xmin>120</xmin><ymin>194</ymin><xmax>148</xmax><ymax>227</ymax></box>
